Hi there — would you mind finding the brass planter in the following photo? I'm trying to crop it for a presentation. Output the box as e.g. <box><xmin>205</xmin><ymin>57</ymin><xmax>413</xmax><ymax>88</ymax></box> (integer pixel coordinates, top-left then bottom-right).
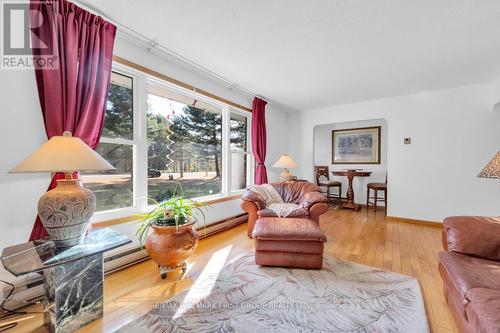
<box><xmin>145</xmin><ymin>220</ymin><xmax>199</xmax><ymax>279</ymax></box>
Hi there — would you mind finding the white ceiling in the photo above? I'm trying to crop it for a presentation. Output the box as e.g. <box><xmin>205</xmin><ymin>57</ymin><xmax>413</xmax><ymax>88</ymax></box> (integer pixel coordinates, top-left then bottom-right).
<box><xmin>84</xmin><ymin>0</ymin><xmax>500</xmax><ymax>112</ymax></box>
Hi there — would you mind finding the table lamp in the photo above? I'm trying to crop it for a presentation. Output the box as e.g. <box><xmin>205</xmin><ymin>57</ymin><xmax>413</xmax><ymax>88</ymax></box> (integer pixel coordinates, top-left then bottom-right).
<box><xmin>9</xmin><ymin>131</ymin><xmax>114</xmax><ymax>247</ymax></box>
<box><xmin>478</xmin><ymin>151</ymin><xmax>500</xmax><ymax>179</ymax></box>
<box><xmin>272</xmin><ymin>154</ymin><xmax>298</xmax><ymax>181</ymax></box>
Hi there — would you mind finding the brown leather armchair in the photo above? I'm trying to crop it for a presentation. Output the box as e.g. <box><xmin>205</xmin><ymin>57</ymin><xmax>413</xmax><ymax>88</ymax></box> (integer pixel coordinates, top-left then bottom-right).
<box><xmin>240</xmin><ymin>181</ymin><xmax>328</xmax><ymax>237</ymax></box>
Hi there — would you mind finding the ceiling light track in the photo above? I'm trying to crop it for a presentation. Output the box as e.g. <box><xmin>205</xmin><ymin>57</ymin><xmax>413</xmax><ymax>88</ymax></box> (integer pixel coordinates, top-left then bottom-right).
<box><xmin>72</xmin><ymin>0</ymin><xmax>268</xmax><ymax>104</ymax></box>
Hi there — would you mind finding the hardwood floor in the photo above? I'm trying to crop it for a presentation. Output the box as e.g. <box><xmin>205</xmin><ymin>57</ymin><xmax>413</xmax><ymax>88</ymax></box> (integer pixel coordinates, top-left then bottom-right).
<box><xmin>3</xmin><ymin>207</ymin><xmax>457</xmax><ymax>333</ymax></box>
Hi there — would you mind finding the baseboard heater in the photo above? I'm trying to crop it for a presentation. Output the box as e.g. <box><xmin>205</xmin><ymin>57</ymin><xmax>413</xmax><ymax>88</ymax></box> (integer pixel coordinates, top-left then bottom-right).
<box><xmin>0</xmin><ymin>213</ymin><xmax>248</xmax><ymax>311</ymax></box>
<box><xmin>198</xmin><ymin>213</ymin><xmax>248</xmax><ymax>238</ymax></box>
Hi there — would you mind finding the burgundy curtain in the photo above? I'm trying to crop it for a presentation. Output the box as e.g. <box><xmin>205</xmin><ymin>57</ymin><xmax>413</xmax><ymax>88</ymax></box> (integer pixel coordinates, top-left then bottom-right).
<box><xmin>29</xmin><ymin>0</ymin><xmax>116</xmax><ymax>241</ymax></box>
<box><xmin>251</xmin><ymin>97</ymin><xmax>268</xmax><ymax>185</ymax></box>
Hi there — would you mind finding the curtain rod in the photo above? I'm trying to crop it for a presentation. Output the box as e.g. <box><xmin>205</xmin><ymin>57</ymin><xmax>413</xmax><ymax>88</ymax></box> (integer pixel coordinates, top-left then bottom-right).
<box><xmin>72</xmin><ymin>0</ymin><xmax>269</xmax><ymax>104</ymax></box>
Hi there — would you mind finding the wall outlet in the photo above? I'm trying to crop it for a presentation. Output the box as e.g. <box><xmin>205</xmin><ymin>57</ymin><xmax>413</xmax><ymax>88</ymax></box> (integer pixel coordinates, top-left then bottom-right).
<box><xmin>404</xmin><ymin>137</ymin><xmax>411</xmax><ymax>144</ymax></box>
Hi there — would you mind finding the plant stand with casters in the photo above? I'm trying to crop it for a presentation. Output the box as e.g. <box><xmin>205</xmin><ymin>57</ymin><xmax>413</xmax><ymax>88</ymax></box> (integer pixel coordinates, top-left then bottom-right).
<box><xmin>159</xmin><ymin>262</ymin><xmax>188</xmax><ymax>279</ymax></box>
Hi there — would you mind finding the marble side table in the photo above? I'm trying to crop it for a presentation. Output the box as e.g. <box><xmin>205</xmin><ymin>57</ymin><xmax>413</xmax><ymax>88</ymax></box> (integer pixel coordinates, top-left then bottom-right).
<box><xmin>1</xmin><ymin>228</ymin><xmax>131</xmax><ymax>333</ymax></box>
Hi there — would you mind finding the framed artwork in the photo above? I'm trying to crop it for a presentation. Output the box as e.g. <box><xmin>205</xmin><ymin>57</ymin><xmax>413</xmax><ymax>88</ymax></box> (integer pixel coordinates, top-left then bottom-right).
<box><xmin>332</xmin><ymin>126</ymin><xmax>381</xmax><ymax>164</ymax></box>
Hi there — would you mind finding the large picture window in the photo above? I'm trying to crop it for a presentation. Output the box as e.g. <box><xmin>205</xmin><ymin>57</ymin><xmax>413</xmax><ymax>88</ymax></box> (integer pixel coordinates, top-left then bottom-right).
<box><xmin>88</xmin><ymin>64</ymin><xmax>252</xmax><ymax>216</ymax></box>
<box><xmin>147</xmin><ymin>84</ymin><xmax>223</xmax><ymax>202</ymax></box>
<box><xmin>82</xmin><ymin>72</ymin><xmax>135</xmax><ymax>212</ymax></box>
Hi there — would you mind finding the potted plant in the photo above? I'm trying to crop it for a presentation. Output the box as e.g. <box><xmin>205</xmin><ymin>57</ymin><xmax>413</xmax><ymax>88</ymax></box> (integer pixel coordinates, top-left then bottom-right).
<box><xmin>135</xmin><ymin>184</ymin><xmax>206</xmax><ymax>279</ymax></box>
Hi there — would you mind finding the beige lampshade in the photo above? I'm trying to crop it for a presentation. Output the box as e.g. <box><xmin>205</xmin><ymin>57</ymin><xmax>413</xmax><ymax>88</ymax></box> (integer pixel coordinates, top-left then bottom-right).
<box><xmin>9</xmin><ymin>132</ymin><xmax>114</xmax><ymax>173</ymax></box>
<box><xmin>272</xmin><ymin>154</ymin><xmax>298</xmax><ymax>168</ymax></box>
<box><xmin>478</xmin><ymin>151</ymin><xmax>500</xmax><ymax>179</ymax></box>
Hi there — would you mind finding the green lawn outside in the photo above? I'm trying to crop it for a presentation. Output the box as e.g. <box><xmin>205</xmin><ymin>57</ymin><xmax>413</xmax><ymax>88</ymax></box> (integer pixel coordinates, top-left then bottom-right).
<box><xmin>85</xmin><ymin>175</ymin><xmax>222</xmax><ymax>212</ymax></box>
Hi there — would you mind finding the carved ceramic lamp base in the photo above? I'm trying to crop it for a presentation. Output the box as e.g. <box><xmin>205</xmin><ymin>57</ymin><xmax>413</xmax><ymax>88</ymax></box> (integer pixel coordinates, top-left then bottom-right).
<box><xmin>9</xmin><ymin>131</ymin><xmax>112</xmax><ymax>247</ymax></box>
<box><xmin>37</xmin><ymin>173</ymin><xmax>96</xmax><ymax>247</ymax></box>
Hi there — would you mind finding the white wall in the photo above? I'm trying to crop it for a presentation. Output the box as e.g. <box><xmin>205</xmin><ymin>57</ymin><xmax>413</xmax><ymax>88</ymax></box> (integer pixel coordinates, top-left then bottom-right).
<box><xmin>266</xmin><ymin>104</ymin><xmax>291</xmax><ymax>181</ymax></box>
<box><xmin>0</xmin><ymin>65</ymin><xmax>49</xmax><ymax>249</ymax></box>
<box><xmin>313</xmin><ymin>119</ymin><xmax>388</xmax><ymax>205</ymax></box>
<box><xmin>289</xmin><ymin>82</ymin><xmax>500</xmax><ymax>222</ymax></box>
<box><xmin>0</xmin><ymin>33</ymin><xmax>290</xmax><ymax>252</ymax></box>
<box><xmin>491</xmin><ymin>76</ymin><xmax>500</xmax><ymax>112</ymax></box>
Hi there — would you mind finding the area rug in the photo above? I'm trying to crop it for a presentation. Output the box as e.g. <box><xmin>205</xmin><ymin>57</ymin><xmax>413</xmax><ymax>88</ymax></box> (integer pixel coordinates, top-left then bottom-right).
<box><xmin>118</xmin><ymin>253</ymin><xmax>429</xmax><ymax>332</ymax></box>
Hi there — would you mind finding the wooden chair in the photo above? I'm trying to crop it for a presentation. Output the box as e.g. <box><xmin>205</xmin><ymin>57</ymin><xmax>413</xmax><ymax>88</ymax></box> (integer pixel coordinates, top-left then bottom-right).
<box><xmin>367</xmin><ymin>175</ymin><xmax>387</xmax><ymax>213</ymax></box>
<box><xmin>314</xmin><ymin>166</ymin><xmax>342</xmax><ymax>205</ymax></box>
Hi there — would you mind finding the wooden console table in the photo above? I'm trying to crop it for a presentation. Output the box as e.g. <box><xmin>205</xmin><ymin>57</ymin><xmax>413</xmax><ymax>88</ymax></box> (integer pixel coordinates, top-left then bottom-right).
<box><xmin>332</xmin><ymin>170</ymin><xmax>372</xmax><ymax>211</ymax></box>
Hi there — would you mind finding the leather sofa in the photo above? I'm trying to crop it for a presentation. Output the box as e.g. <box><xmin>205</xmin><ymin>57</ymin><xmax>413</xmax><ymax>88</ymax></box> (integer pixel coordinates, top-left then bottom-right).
<box><xmin>240</xmin><ymin>181</ymin><xmax>328</xmax><ymax>237</ymax></box>
<box><xmin>439</xmin><ymin>216</ymin><xmax>500</xmax><ymax>333</ymax></box>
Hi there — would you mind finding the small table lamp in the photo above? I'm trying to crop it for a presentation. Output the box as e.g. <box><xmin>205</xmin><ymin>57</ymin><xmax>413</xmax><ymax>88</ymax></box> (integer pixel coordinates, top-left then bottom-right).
<box><xmin>273</xmin><ymin>154</ymin><xmax>298</xmax><ymax>182</ymax></box>
<box><xmin>10</xmin><ymin>131</ymin><xmax>114</xmax><ymax>247</ymax></box>
<box><xmin>478</xmin><ymin>151</ymin><xmax>500</xmax><ymax>179</ymax></box>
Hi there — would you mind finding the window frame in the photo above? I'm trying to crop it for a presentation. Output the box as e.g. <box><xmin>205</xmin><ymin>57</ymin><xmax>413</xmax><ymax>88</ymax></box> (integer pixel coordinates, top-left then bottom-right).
<box><xmin>228</xmin><ymin>108</ymin><xmax>253</xmax><ymax>193</ymax></box>
<box><xmin>146</xmin><ymin>77</ymin><xmax>226</xmax><ymax>200</ymax></box>
<box><xmin>91</xmin><ymin>62</ymin><xmax>252</xmax><ymax>223</ymax></box>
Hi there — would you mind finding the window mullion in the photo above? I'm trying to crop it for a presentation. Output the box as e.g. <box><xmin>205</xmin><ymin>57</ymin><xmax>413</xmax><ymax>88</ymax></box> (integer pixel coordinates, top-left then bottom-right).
<box><xmin>222</xmin><ymin>105</ymin><xmax>230</xmax><ymax>196</ymax></box>
<box><xmin>135</xmin><ymin>74</ymin><xmax>148</xmax><ymax>209</ymax></box>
